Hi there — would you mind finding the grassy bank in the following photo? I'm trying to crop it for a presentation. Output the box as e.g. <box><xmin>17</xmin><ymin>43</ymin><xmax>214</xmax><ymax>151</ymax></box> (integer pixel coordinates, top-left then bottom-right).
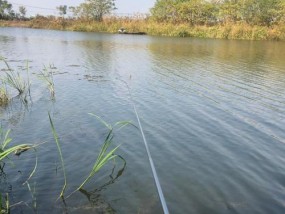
<box><xmin>1</xmin><ymin>17</ymin><xmax>285</xmax><ymax>41</ymax></box>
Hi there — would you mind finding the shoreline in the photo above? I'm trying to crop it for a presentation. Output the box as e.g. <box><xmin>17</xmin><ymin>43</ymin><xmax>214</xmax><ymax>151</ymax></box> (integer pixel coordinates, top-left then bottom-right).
<box><xmin>1</xmin><ymin>19</ymin><xmax>284</xmax><ymax>41</ymax></box>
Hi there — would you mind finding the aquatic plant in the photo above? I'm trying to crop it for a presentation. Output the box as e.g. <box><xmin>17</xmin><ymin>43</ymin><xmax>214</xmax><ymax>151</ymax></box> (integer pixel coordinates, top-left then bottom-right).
<box><xmin>48</xmin><ymin>113</ymin><xmax>67</xmax><ymax>199</ymax></box>
<box><xmin>38</xmin><ymin>65</ymin><xmax>55</xmax><ymax>99</ymax></box>
<box><xmin>4</xmin><ymin>68</ymin><xmax>29</xmax><ymax>96</ymax></box>
<box><xmin>77</xmin><ymin>114</ymin><xmax>131</xmax><ymax>190</ymax></box>
<box><xmin>0</xmin><ymin>84</ymin><xmax>9</xmax><ymax>106</ymax></box>
<box><xmin>0</xmin><ymin>128</ymin><xmax>34</xmax><ymax>162</ymax></box>
<box><xmin>0</xmin><ymin>193</ymin><xmax>9</xmax><ymax>214</ymax></box>
<box><xmin>0</xmin><ymin>58</ymin><xmax>31</xmax><ymax>98</ymax></box>
<box><xmin>26</xmin><ymin>181</ymin><xmax>37</xmax><ymax>212</ymax></box>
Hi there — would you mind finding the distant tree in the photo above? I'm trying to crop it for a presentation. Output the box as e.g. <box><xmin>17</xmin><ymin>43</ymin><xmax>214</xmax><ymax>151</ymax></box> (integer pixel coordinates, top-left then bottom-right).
<box><xmin>151</xmin><ymin>0</ymin><xmax>285</xmax><ymax>26</ymax></box>
<box><xmin>0</xmin><ymin>0</ymin><xmax>13</xmax><ymax>19</ymax></box>
<box><xmin>150</xmin><ymin>0</ymin><xmax>177</xmax><ymax>22</ymax></box>
<box><xmin>75</xmin><ymin>0</ymin><xmax>116</xmax><ymax>21</ymax></box>
<box><xmin>19</xmin><ymin>5</ymin><xmax>26</xmax><ymax>19</ymax></box>
<box><xmin>57</xmin><ymin>5</ymin><xmax>67</xmax><ymax>17</ymax></box>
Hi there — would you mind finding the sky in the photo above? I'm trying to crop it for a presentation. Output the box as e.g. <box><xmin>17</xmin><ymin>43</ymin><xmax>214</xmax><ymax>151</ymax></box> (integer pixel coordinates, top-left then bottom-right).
<box><xmin>9</xmin><ymin>0</ymin><xmax>155</xmax><ymax>16</ymax></box>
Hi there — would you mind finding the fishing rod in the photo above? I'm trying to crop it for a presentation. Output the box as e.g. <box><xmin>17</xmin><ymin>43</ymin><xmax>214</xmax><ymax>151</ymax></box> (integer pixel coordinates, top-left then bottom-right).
<box><xmin>122</xmin><ymin>80</ymin><xmax>170</xmax><ymax>214</ymax></box>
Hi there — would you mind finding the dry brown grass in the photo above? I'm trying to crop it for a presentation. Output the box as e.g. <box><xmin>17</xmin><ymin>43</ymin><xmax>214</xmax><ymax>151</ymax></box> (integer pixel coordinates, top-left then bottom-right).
<box><xmin>1</xmin><ymin>18</ymin><xmax>285</xmax><ymax>41</ymax></box>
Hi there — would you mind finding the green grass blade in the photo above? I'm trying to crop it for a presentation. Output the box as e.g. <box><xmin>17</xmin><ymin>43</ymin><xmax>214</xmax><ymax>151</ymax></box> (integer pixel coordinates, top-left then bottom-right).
<box><xmin>88</xmin><ymin>113</ymin><xmax>112</xmax><ymax>130</ymax></box>
<box><xmin>48</xmin><ymin>113</ymin><xmax>67</xmax><ymax>199</ymax></box>
<box><xmin>0</xmin><ymin>144</ymin><xmax>33</xmax><ymax>161</ymax></box>
<box><xmin>2</xmin><ymin>130</ymin><xmax>12</xmax><ymax>150</ymax></box>
<box><xmin>23</xmin><ymin>148</ymin><xmax>38</xmax><ymax>185</ymax></box>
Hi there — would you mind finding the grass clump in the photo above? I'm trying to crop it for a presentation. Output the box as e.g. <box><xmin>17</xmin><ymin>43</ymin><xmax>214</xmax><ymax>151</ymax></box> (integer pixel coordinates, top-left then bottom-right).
<box><xmin>0</xmin><ymin>58</ymin><xmax>31</xmax><ymax>100</ymax></box>
<box><xmin>5</xmin><ymin>70</ymin><xmax>29</xmax><ymax>95</ymax></box>
<box><xmin>0</xmin><ymin>86</ymin><xmax>9</xmax><ymax>106</ymax></box>
<box><xmin>38</xmin><ymin>65</ymin><xmax>55</xmax><ymax>99</ymax></box>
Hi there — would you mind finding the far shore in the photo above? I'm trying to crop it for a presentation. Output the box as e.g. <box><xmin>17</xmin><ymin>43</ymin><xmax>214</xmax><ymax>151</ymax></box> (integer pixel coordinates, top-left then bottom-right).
<box><xmin>1</xmin><ymin>18</ymin><xmax>285</xmax><ymax>41</ymax></box>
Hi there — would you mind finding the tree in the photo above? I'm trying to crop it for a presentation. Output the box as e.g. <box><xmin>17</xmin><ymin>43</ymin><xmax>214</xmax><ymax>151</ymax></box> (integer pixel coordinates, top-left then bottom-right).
<box><xmin>19</xmin><ymin>6</ymin><xmax>26</xmax><ymax>19</ymax></box>
<box><xmin>0</xmin><ymin>0</ymin><xmax>13</xmax><ymax>19</ymax></box>
<box><xmin>150</xmin><ymin>0</ymin><xmax>178</xmax><ymax>22</ymax></box>
<box><xmin>150</xmin><ymin>0</ymin><xmax>285</xmax><ymax>26</ymax></box>
<box><xmin>75</xmin><ymin>0</ymin><xmax>116</xmax><ymax>21</ymax></box>
<box><xmin>57</xmin><ymin>5</ymin><xmax>67</xmax><ymax>17</ymax></box>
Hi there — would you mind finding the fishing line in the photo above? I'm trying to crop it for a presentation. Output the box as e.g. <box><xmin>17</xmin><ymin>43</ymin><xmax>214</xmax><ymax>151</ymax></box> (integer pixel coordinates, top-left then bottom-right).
<box><xmin>122</xmin><ymin>80</ymin><xmax>170</xmax><ymax>214</ymax></box>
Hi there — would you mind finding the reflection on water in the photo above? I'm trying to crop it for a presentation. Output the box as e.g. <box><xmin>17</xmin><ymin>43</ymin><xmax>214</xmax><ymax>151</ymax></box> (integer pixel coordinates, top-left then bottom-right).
<box><xmin>0</xmin><ymin>27</ymin><xmax>285</xmax><ymax>213</ymax></box>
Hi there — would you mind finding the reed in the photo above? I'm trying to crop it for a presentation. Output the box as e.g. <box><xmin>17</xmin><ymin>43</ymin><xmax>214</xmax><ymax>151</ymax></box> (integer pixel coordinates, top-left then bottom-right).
<box><xmin>0</xmin><ymin>84</ymin><xmax>9</xmax><ymax>106</ymax></box>
<box><xmin>0</xmin><ymin>58</ymin><xmax>30</xmax><ymax>98</ymax></box>
<box><xmin>38</xmin><ymin>65</ymin><xmax>55</xmax><ymax>99</ymax></box>
<box><xmin>2</xmin><ymin>18</ymin><xmax>285</xmax><ymax>40</ymax></box>
<box><xmin>77</xmin><ymin>128</ymin><xmax>119</xmax><ymax>190</ymax></box>
<box><xmin>64</xmin><ymin>114</ymin><xmax>132</xmax><ymax>198</ymax></box>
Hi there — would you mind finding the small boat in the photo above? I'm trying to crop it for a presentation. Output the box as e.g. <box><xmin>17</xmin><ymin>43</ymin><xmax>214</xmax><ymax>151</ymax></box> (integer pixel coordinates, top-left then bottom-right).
<box><xmin>118</xmin><ymin>28</ymin><xmax>146</xmax><ymax>35</ymax></box>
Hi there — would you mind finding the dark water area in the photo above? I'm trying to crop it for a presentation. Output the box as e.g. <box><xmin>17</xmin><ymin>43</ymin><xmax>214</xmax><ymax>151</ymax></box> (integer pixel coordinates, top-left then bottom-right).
<box><xmin>0</xmin><ymin>27</ymin><xmax>285</xmax><ymax>213</ymax></box>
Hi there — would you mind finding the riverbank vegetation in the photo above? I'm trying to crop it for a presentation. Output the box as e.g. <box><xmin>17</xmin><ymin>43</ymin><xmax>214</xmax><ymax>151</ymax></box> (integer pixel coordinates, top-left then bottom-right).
<box><xmin>1</xmin><ymin>16</ymin><xmax>284</xmax><ymax>41</ymax></box>
<box><xmin>1</xmin><ymin>0</ymin><xmax>285</xmax><ymax>40</ymax></box>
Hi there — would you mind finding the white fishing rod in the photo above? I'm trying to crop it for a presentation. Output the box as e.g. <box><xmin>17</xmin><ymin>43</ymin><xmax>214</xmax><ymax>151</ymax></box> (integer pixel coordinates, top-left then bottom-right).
<box><xmin>123</xmin><ymin>80</ymin><xmax>170</xmax><ymax>214</ymax></box>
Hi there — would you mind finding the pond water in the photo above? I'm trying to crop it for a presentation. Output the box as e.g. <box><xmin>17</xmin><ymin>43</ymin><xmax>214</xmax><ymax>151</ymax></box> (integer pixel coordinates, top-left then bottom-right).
<box><xmin>0</xmin><ymin>27</ymin><xmax>285</xmax><ymax>214</ymax></box>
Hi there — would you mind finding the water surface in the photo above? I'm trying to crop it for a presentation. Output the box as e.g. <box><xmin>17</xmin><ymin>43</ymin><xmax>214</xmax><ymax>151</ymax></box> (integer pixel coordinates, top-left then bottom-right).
<box><xmin>0</xmin><ymin>27</ymin><xmax>285</xmax><ymax>213</ymax></box>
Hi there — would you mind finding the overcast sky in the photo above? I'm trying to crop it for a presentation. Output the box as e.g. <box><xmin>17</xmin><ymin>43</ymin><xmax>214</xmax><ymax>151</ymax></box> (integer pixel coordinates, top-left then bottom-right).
<box><xmin>9</xmin><ymin>0</ymin><xmax>155</xmax><ymax>16</ymax></box>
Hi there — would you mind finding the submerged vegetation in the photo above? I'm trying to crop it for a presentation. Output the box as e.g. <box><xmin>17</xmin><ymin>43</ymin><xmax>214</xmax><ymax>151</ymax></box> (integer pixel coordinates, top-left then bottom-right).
<box><xmin>0</xmin><ymin>193</ymin><xmax>9</xmax><ymax>214</ymax></box>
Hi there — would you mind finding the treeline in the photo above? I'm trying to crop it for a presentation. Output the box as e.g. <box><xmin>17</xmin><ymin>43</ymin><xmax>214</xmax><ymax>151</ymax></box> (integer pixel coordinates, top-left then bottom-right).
<box><xmin>0</xmin><ymin>0</ymin><xmax>27</xmax><ymax>20</ymax></box>
<box><xmin>150</xmin><ymin>0</ymin><xmax>285</xmax><ymax>26</ymax></box>
<box><xmin>0</xmin><ymin>0</ymin><xmax>116</xmax><ymax>21</ymax></box>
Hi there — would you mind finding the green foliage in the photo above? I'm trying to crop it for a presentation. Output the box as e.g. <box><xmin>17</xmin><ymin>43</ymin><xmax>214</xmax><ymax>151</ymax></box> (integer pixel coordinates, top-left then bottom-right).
<box><xmin>73</xmin><ymin>0</ymin><xmax>116</xmax><ymax>21</ymax></box>
<box><xmin>0</xmin><ymin>0</ymin><xmax>14</xmax><ymax>20</ymax></box>
<box><xmin>18</xmin><ymin>6</ymin><xmax>26</xmax><ymax>19</ymax></box>
<box><xmin>151</xmin><ymin>0</ymin><xmax>285</xmax><ymax>26</ymax></box>
<box><xmin>57</xmin><ymin>5</ymin><xmax>67</xmax><ymax>17</ymax></box>
<box><xmin>0</xmin><ymin>128</ymin><xmax>34</xmax><ymax>162</ymax></box>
